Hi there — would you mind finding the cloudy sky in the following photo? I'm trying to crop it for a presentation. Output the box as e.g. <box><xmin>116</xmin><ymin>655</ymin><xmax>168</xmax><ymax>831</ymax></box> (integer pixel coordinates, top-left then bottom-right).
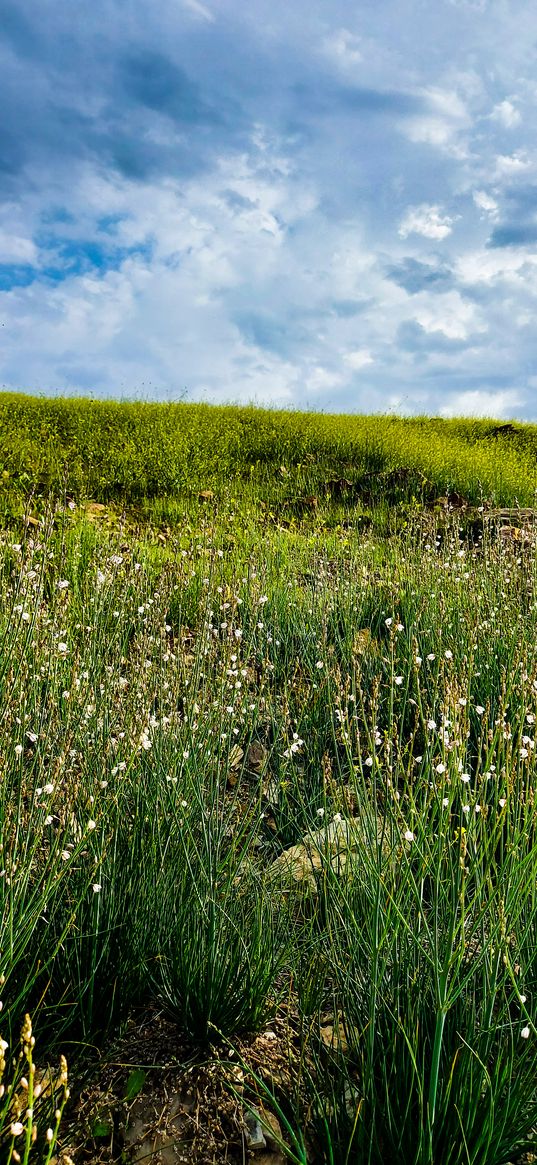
<box><xmin>2</xmin><ymin>0</ymin><xmax>537</xmax><ymax>417</ymax></box>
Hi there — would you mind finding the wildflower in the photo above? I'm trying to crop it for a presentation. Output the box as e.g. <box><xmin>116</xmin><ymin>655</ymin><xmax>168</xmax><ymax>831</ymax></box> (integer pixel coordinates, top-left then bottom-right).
<box><xmin>521</xmin><ymin>1026</ymin><xmax>530</xmax><ymax>1039</ymax></box>
<box><xmin>396</xmin><ymin>623</ymin><xmax>404</xmax><ymax>632</ymax></box>
<box><xmin>87</xmin><ymin>819</ymin><xmax>96</xmax><ymax>831</ymax></box>
<box><xmin>415</xmin><ymin>655</ymin><xmax>422</xmax><ymax>665</ymax></box>
<box><xmin>14</xmin><ymin>744</ymin><xmax>23</xmax><ymax>756</ymax></box>
<box><xmin>445</xmin><ymin>650</ymin><xmax>453</xmax><ymax>660</ymax></box>
<box><xmin>499</xmin><ymin>797</ymin><xmax>506</xmax><ymax>808</ymax></box>
<box><xmin>365</xmin><ymin>756</ymin><xmax>373</xmax><ymax>767</ymax></box>
<box><xmin>92</xmin><ymin>884</ymin><xmax>102</xmax><ymax>893</ymax></box>
<box><xmin>395</xmin><ymin>676</ymin><xmax>403</xmax><ymax>686</ymax></box>
<box><xmin>520</xmin><ymin>748</ymin><xmax>529</xmax><ymax>759</ymax></box>
<box><xmin>57</xmin><ymin>579</ymin><xmax>69</xmax><ymax>590</ymax></box>
<box><xmin>435</xmin><ymin>762</ymin><xmax>446</xmax><ymax>774</ymax></box>
<box><xmin>58</xmin><ymin>642</ymin><xmax>68</xmax><ymax>653</ymax></box>
<box><xmin>43</xmin><ymin>783</ymin><xmax>54</xmax><ymax>795</ymax></box>
<box><xmin>442</xmin><ymin>797</ymin><xmax>449</xmax><ymax>808</ymax></box>
<box><xmin>458</xmin><ymin>697</ymin><xmax>467</xmax><ymax>706</ymax></box>
<box><xmin>404</xmin><ymin>829</ymin><xmax>414</xmax><ymax>842</ymax></box>
<box><xmin>385</xmin><ymin>617</ymin><xmax>393</xmax><ymax>627</ymax></box>
<box><xmin>317</xmin><ymin>807</ymin><xmax>325</xmax><ymax>817</ymax></box>
<box><xmin>475</xmin><ymin>705</ymin><xmax>485</xmax><ymax>716</ymax></box>
<box><xmin>10</xmin><ymin>1122</ymin><xmax>24</xmax><ymax>1137</ymax></box>
<box><xmin>427</xmin><ymin>653</ymin><xmax>435</xmax><ymax>661</ymax></box>
<box><xmin>427</xmin><ymin>719</ymin><xmax>437</xmax><ymax>730</ymax></box>
<box><xmin>519</xmin><ymin>994</ymin><xmax>527</xmax><ymax>1003</ymax></box>
<box><xmin>462</xmin><ymin>805</ymin><xmax>470</xmax><ymax>814</ymax></box>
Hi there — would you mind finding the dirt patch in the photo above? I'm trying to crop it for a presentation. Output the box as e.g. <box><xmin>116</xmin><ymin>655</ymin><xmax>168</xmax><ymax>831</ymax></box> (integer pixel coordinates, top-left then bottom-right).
<box><xmin>61</xmin><ymin>1006</ymin><xmax>307</xmax><ymax>1164</ymax></box>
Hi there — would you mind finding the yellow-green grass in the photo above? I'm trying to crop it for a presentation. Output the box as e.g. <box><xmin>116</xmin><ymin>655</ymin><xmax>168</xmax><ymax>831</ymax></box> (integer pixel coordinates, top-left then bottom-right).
<box><xmin>1</xmin><ymin>393</ymin><xmax>537</xmax><ymax>513</ymax></box>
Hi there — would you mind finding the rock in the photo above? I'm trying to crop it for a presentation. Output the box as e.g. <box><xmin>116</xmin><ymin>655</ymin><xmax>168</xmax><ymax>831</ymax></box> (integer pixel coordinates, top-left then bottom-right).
<box><xmin>259</xmin><ymin>1107</ymin><xmax>283</xmax><ymax>1150</ymax></box>
<box><xmin>265</xmin><ymin>816</ymin><xmax>384</xmax><ymax>895</ymax></box>
<box><xmin>244</xmin><ymin>1107</ymin><xmax>267</xmax><ymax>1150</ymax></box>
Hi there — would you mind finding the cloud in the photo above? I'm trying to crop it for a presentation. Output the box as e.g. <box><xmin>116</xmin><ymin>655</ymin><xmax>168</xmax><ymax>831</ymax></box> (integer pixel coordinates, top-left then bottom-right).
<box><xmin>401</xmin><ymin>85</ymin><xmax>471</xmax><ymax>157</ymax></box>
<box><xmin>487</xmin><ymin>223</ymin><xmax>537</xmax><ymax>248</ymax></box>
<box><xmin>343</xmin><ymin>348</ymin><xmax>374</xmax><ymax>370</ymax></box>
<box><xmin>494</xmin><ymin>151</ymin><xmax>533</xmax><ymax>179</ymax></box>
<box><xmin>2</xmin><ymin>0</ymin><xmax>537</xmax><ymax>418</ymax></box>
<box><xmin>182</xmin><ymin>0</ymin><xmax>215</xmax><ymax>22</ymax></box>
<box><xmin>386</xmin><ymin>257</ymin><xmax>453</xmax><ymax>294</ymax></box>
<box><xmin>120</xmin><ymin>51</ymin><xmax>220</xmax><ymax>125</ymax></box>
<box><xmin>473</xmin><ymin>190</ymin><xmax>499</xmax><ymax>219</ymax></box>
<box><xmin>439</xmin><ymin>388</ymin><xmax>522</xmax><ymax>418</ymax></box>
<box><xmin>398</xmin><ymin>204</ymin><xmax>456</xmax><ymax>240</ymax></box>
<box><xmin>0</xmin><ymin>229</ymin><xmax>37</xmax><ymax>264</ymax></box>
<box><xmin>411</xmin><ymin>291</ymin><xmax>486</xmax><ymax>341</ymax></box>
<box><xmin>321</xmin><ymin>28</ymin><xmax>363</xmax><ymax>69</ymax></box>
<box><xmin>490</xmin><ymin>99</ymin><xmax>521</xmax><ymax>128</ymax></box>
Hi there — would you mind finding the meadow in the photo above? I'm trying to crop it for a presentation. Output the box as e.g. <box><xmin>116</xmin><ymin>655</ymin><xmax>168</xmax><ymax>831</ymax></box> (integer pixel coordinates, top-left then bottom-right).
<box><xmin>1</xmin><ymin>394</ymin><xmax>537</xmax><ymax>1164</ymax></box>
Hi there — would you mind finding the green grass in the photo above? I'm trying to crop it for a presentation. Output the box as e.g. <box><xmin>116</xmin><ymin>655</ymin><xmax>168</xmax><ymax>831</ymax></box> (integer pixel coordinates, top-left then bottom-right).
<box><xmin>1</xmin><ymin>393</ymin><xmax>537</xmax><ymax>517</ymax></box>
<box><xmin>1</xmin><ymin>396</ymin><xmax>537</xmax><ymax>1161</ymax></box>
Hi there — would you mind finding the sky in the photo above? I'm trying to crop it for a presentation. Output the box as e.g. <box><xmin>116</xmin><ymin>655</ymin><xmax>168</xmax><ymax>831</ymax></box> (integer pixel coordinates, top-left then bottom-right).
<box><xmin>1</xmin><ymin>0</ymin><xmax>537</xmax><ymax>418</ymax></box>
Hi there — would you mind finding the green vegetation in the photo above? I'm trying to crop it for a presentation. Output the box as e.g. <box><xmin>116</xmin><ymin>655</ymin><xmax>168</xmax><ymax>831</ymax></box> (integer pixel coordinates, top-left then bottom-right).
<box><xmin>1</xmin><ymin>393</ymin><xmax>537</xmax><ymax>515</ymax></box>
<box><xmin>1</xmin><ymin>394</ymin><xmax>537</xmax><ymax>1162</ymax></box>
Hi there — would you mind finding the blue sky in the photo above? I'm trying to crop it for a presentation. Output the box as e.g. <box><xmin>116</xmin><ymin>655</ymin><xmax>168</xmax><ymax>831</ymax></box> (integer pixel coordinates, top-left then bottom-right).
<box><xmin>1</xmin><ymin>0</ymin><xmax>537</xmax><ymax>417</ymax></box>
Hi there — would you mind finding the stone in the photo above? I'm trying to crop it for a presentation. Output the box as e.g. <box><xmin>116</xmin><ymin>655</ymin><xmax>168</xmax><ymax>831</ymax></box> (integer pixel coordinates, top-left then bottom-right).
<box><xmin>244</xmin><ymin>1107</ymin><xmax>267</xmax><ymax>1150</ymax></box>
<box><xmin>265</xmin><ymin>816</ymin><xmax>382</xmax><ymax>895</ymax></box>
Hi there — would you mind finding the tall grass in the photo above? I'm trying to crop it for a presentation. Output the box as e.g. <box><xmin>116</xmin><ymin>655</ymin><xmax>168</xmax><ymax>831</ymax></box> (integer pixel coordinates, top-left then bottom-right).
<box><xmin>1</xmin><ymin>498</ymin><xmax>537</xmax><ymax>1161</ymax></box>
<box><xmin>1</xmin><ymin>393</ymin><xmax>537</xmax><ymax>512</ymax></box>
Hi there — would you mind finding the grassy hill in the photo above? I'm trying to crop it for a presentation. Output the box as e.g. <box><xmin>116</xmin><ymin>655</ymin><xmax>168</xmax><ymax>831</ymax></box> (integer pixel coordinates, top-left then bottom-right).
<box><xmin>2</xmin><ymin>394</ymin><xmax>537</xmax><ymax>1164</ymax></box>
<box><xmin>1</xmin><ymin>393</ymin><xmax>537</xmax><ymax>513</ymax></box>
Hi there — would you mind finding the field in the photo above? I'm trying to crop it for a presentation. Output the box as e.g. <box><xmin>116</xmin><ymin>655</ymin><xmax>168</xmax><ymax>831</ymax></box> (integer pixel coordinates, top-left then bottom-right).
<box><xmin>2</xmin><ymin>394</ymin><xmax>537</xmax><ymax>1164</ymax></box>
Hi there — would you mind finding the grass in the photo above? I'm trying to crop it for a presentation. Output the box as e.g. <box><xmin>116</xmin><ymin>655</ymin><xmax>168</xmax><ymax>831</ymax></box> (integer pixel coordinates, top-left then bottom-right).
<box><xmin>1</xmin><ymin>394</ymin><xmax>537</xmax><ymax>1162</ymax></box>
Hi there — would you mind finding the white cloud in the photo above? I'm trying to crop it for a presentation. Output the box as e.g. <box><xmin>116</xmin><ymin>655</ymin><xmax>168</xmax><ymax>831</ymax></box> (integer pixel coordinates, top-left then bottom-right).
<box><xmin>494</xmin><ymin>151</ymin><xmax>533</xmax><ymax>178</ymax></box>
<box><xmin>398</xmin><ymin>204</ymin><xmax>456</xmax><ymax>240</ymax></box>
<box><xmin>402</xmin><ymin>86</ymin><xmax>470</xmax><ymax>157</ymax></box>
<box><xmin>413</xmin><ymin>291</ymin><xmax>486</xmax><ymax>340</ymax></box>
<box><xmin>321</xmin><ymin>28</ymin><xmax>363</xmax><ymax>69</ymax></box>
<box><xmin>473</xmin><ymin>190</ymin><xmax>499</xmax><ymax>219</ymax></box>
<box><xmin>0</xmin><ymin>230</ymin><xmax>38</xmax><ymax>265</ymax></box>
<box><xmin>490</xmin><ymin>99</ymin><xmax>521</xmax><ymax>128</ymax></box>
<box><xmin>182</xmin><ymin>0</ymin><xmax>215</xmax><ymax>22</ymax></box>
<box><xmin>455</xmin><ymin>248</ymin><xmax>537</xmax><ymax>285</ymax></box>
<box><xmin>439</xmin><ymin>389</ymin><xmax>522</xmax><ymax>418</ymax></box>
<box><xmin>343</xmin><ymin>349</ymin><xmax>374</xmax><ymax>370</ymax></box>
